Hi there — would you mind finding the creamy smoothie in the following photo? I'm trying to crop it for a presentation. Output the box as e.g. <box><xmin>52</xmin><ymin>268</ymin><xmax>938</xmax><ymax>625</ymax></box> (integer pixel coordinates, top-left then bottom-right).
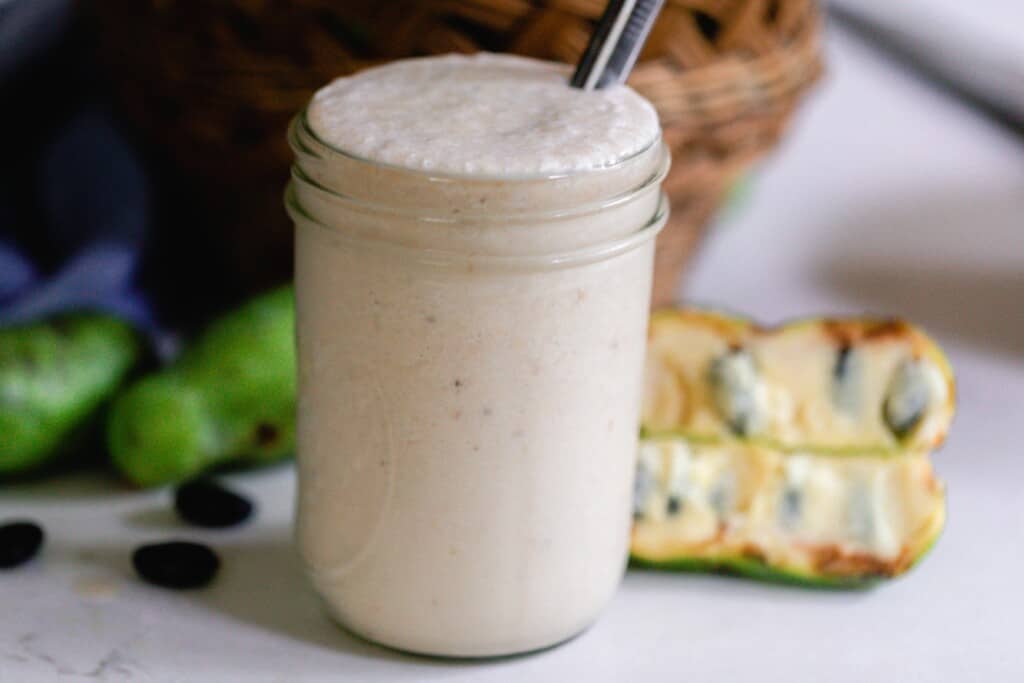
<box><xmin>287</xmin><ymin>54</ymin><xmax>668</xmax><ymax>657</ymax></box>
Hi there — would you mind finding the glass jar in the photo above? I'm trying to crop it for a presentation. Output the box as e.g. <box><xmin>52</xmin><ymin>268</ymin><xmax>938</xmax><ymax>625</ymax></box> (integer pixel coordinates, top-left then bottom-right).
<box><xmin>287</xmin><ymin>110</ymin><xmax>669</xmax><ymax>658</ymax></box>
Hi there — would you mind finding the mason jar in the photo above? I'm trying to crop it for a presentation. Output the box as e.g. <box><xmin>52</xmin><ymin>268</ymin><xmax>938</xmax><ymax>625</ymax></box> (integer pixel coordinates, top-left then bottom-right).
<box><xmin>287</xmin><ymin>107</ymin><xmax>669</xmax><ymax>657</ymax></box>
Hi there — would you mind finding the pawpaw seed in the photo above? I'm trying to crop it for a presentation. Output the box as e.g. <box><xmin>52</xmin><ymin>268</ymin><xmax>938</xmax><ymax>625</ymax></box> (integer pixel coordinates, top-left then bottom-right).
<box><xmin>833</xmin><ymin>344</ymin><xmax>853</xmax><ymax>380</ymax></box>
<box><xmin>667</xmin><ymin>497</ymin><xmax>682</xmax><ymax>515</ymax></box>
<box><xmin>132</xmin><ymin>541</ymin><xmax>219</xmax><ymax>589</ymax></box>
<box><xmin>781</xmin><ymin>488</ymin><xmax>802</xmax><ymax>523</ymax></box>
<box><xmin>175</xmin><ymin>479</ymin><xmax>254</xmax><ymax>528</ymax></box>
<box><xmin>708</xmin><ymin>349</ymin><xmax>761</xmax><ymax>437</ymax></box>
<box><xmin>0</xmin><ymin>521</ymin><xmax>44</xmax><ymax>569</ymax></box>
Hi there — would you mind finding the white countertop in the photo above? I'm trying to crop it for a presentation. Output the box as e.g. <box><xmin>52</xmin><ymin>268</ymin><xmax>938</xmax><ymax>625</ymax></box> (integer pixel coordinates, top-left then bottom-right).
<box><xmin>3</xmin><ymin>24</ymin><xmax>1023</xmax><ymax>682</ymax></box>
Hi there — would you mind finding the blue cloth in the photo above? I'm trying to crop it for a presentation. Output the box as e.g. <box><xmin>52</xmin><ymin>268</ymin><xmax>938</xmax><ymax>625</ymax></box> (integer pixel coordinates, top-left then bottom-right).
<box><xmin>0</xmin><ymin>242</ymin><xmax>152</xmax><ymax>328</ymax></box>
<box><xmin>0</xmin><ymin>0</ymin><xmax>156</xmax><ymax>331</ymax></box>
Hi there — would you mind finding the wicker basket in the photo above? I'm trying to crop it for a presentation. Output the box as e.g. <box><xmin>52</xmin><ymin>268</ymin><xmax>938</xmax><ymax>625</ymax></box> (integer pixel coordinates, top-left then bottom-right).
<box><xmin>90</xmin><ymin>0</ymin><xmax>822</xmax><ymax>307</ymax></box>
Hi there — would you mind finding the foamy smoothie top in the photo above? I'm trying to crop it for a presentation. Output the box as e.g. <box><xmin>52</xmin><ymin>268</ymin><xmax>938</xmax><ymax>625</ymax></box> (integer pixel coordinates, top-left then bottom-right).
<box><xmin>306</xmin><ymin>53</ymin><xmax>661</xmax><ymax>177</ymax></box>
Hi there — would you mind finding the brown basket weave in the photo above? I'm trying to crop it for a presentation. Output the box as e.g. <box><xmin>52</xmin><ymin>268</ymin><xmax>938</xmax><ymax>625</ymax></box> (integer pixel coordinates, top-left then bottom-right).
<box><xmin>90</xmin><ymin>0</ymin><xmax>822</xmax><ymax>307</ymax></box>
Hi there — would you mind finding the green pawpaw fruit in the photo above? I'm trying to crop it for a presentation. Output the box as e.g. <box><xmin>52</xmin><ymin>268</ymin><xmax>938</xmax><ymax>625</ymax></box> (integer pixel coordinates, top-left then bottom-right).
<box><xmin>0</xmin><ymin>314</ymin><xmax>141</xmax><ymax>475</ymax></box>
<box><xmin>108</xmin><ymin>286</ymin><xmax>295</xmax><ymax>487</ymax></box>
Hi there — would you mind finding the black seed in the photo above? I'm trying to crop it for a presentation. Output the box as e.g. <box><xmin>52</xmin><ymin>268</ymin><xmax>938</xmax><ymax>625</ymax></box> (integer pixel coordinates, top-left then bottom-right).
<box><xmin>781</xmin><ymin>488</ymin><xmax>802</xmax><ymax>525</ymax></box>
<box><xmin>833</xmin><ymin>344</ymin><xmax>853</xmax><ymax>380</ymax></box>
<box><xmin>666</xmin><ymin>496</ymin><xmax>682</xmax><ymax>515</ymax></box>
<box><xmin>710</xmin><ymin>488</ymin><xmax>728</xmax><ymax>515</ymax></box>
<box><xmin>132</xmin><ymin>541</ymin><xmax>220</xmax><ymax>589</ymax></box>
<box><xmin>883</xmin><ymin>360</ymin><xmax>931</xmax><ymax>438</ymax></box>
<box><xmin>847</xmin><ymin>487</ymin><xmax>875</xmax><ymax>543</ymax></box>
<box><xmin>175</xmin><ymin>479</ymin><xmax>254</xmax><ymax>528</ymax></box>
<box><xmin>832</xmin><ymin>344</ymin><xmax>862</xmax><ymax>414</ymax></box>
<box><xmin>708</xmin><ymin>349</ymin><xmax>760</xmax><ymax>436</ymax></box>
<box><xmin>0</xmin><ymin>521</ymin><xmax>44</xmax><ymax>569</ymax></box>
<box><xmin>694</xmin><ymin>10</ymin><xmax>721</xmax><ymax>41</ymax></box>
<box><xmin>633</xmin><ymin>466</ymin><xmax>655</xmax><ymax>519</ymax></box>
<box><xmin>709</xmin><ymin>475</ymin><xmax>736</xmax><ymax>516</ymax></box>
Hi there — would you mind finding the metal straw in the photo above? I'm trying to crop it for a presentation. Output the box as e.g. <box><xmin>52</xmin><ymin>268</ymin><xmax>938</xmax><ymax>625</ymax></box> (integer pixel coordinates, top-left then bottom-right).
<box><xmin>570</xmin><ymin>0</ymin><xmax>666</xmax><ymax>90</ymax></box>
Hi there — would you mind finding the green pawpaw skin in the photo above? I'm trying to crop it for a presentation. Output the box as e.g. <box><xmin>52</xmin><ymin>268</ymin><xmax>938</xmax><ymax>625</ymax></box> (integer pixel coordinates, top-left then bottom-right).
<box><xmin>628</xmin><ymin>555</ymin><xmax>879</xmax><ymax>589</ymax></box>
<box><xmin>107</xmin><ymin>286</ymin><xmax>296</xmax><ymax>487</ymax></box>
<box><xmin>629</xmin><ymin>526</ymin><xmax>943</xmax><ymax>589</ymax></box>
<box><xmin>0</xmin><ymin>314</ymin><xmax>142</xmax><ymax>476</ymax></box>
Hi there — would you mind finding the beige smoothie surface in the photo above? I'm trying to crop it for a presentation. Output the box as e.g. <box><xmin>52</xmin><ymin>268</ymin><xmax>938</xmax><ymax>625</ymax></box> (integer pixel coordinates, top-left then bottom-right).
<box><xmin>306</xmin><ymin>53</ymin><xmax>660</xmax><ymax>176</ymax></box>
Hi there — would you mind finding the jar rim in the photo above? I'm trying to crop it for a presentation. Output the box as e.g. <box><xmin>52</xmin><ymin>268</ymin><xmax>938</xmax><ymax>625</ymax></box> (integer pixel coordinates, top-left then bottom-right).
<box><xmin>289</xmin><ymin>143</ymin><xmax>670</xmax><ymax>224</ymax></box>
<box><xmin>286</xmin><ymin>182</ymin><xmax>669</xmax><ymax>271</ymax></box>
<box><xmin>294</xmin><ymin>109</ymin><xmax>662</xmax><ymax>183</ymax></box>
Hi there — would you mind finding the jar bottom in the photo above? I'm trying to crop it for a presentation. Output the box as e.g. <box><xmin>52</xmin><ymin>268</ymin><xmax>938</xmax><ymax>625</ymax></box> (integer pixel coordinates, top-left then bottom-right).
<box><xmin>319</xmin><ymin>596</ymin><xmax>606</xmax><ymax>660</ymax></box>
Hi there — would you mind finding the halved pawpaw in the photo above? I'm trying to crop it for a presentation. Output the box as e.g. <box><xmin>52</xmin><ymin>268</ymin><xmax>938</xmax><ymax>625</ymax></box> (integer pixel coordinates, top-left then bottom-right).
<box><xmin>631</xmin><ymin>438</ymin><xmax>945</xmax><ymax>585</ymax></box>
<box><xmin>634</xmin><ymin>310</ymin><xmax>954</xmax><ymax>585</ymax></box>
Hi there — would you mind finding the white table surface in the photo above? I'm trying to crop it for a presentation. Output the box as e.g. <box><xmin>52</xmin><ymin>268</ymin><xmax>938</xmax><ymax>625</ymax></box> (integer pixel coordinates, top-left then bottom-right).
<box><xmin>3</xmin><ymin>24</ymin><xmax>1023</xmax><ymax>682</ymax></box>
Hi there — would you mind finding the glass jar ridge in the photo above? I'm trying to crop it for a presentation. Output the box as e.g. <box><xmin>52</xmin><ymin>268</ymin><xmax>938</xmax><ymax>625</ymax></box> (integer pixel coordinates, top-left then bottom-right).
<box><xmin>287</xmin><ymin>111</ymin><xmax>671</xmax><ymax>262</ymax></box>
